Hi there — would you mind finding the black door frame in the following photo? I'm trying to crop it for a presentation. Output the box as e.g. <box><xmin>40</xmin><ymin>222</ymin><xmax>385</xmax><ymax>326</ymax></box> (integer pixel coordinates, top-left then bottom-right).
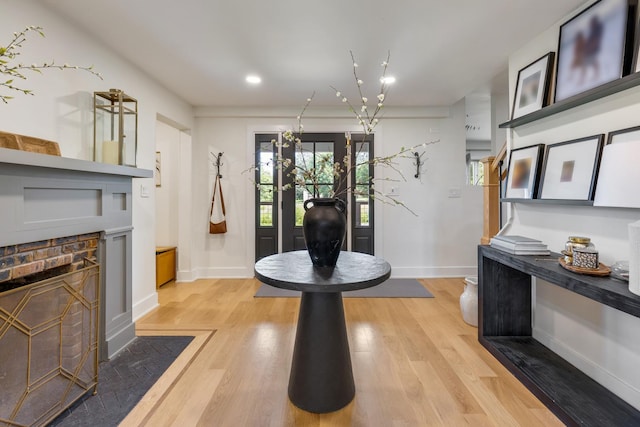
<box><xmin>254</xmin><ymin>132</ymin><xmax>375</xmax><ymax>260</ymax></box>
<box><xmin>349</xmin><ymin>133</ymin><xmax>375</xmax><ymax>255</ymax></box>
<box><xmin>281</xmin><ymin>133</ymin><xmax>348</xmax><ymax>253</ymax></box>
<box><xmin>254</xmin><ymin>133</ymin><xmax>279</xmax><ymax>261</ymax></box>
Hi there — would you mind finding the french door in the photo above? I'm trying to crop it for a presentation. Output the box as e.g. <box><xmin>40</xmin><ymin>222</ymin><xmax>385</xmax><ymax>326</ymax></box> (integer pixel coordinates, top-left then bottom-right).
<box><xmin>254</xmin><ymin>132</ymin><xmax>374</xmax><ymax>261</ymax></box>
<box><xmin>254</xmin><ymin>133</ymin><xmax>279</xmax><ymax>260</ymax></box>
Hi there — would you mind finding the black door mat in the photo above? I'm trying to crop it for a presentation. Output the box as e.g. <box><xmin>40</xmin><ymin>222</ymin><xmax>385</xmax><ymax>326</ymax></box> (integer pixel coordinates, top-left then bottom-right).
<box><xmin>49</xmin><ymin>335</ymin><xmax>194</xmax><ymax>427</ymax></box>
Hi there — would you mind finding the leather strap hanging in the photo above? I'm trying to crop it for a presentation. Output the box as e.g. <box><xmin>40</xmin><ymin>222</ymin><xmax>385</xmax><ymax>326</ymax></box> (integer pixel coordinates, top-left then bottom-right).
<box><xmin>209</xmin><ymin>175</ymin><xmax>227</xmax><ymax>234</ymax></box>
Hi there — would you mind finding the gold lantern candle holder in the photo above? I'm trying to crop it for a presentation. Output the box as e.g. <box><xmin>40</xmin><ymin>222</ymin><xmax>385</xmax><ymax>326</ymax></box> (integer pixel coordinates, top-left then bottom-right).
<box><xmin>93</xmin><ymin>89</ymin><xmax>138</xmax><ymax>167</ymax></box>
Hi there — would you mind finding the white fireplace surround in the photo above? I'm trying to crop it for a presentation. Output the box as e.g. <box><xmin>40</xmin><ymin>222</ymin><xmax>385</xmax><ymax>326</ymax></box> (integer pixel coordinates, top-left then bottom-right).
<box><xmin>0</xmin><ymin>147</ymin><xmax>152</xmax><ymax>360</ymax></box>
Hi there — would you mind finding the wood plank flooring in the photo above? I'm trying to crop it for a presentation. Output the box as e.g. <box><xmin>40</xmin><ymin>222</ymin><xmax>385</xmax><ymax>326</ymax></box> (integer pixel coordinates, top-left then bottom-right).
<box><xmin>121</xmin><ymin>278</ymin><xmax>563</xmax><ymax>426</ymax></box>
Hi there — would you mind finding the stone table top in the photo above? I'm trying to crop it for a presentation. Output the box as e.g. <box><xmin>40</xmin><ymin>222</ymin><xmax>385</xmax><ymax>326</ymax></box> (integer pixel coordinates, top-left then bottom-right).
<box><xmin>254</xmin><ymin>250</ymin><xmax>391</xmax><ymax>293</ymax></box>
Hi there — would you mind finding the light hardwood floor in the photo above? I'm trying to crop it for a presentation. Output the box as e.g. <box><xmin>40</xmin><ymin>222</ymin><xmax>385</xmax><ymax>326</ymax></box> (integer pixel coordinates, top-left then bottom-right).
<box><xmin>121</xmin><ymin>278</ymin><xmax>563</xmax><ymax>426</ymax></box>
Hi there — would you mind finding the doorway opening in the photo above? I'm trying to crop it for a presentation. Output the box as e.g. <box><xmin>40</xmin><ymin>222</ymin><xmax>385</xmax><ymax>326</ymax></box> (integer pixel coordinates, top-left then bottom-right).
<box><xmin>155</xmin><ymin>118</ymin><xmax>192</xmax><ymax>283</ymax></box>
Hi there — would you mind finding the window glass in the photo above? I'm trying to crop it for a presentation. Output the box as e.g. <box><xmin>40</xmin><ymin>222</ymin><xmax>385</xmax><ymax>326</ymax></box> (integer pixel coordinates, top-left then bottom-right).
<box><xmin>468</xmin><ymin>160</ymin><xmax>485</xmax><ymax>185</ymax></box>
<box><xmin>293</xmin><ymin>142</ymin><xmax>336</xmax><ymax>226</ymax></box>
<box><xmin>258</xmin><ymin>141</ymin><xmax>276</xmax><ymax>227</ymax></box>
<box><xmin>259</xmin><ymin>205</ymin><xmax>273</xmax><ymax>226</ymax></box>
<box><xmin>355</xmin><ymin>184</ymin><xmax>370</xmax><ymax>227</ymax></box>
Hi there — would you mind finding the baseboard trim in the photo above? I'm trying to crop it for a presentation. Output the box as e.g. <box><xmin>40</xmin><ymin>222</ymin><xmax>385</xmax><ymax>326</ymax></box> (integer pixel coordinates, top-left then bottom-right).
<box><xmin>104</xmin><ymin>322</ymin><xmax>136</xmax><ymax>360</ymax></box>
<box><xmin>390</xmin><ymin>266</ymin><xmax>477</xmax><ymax>278</ymax></box>
<box><xmin>132</xmin><ymin>292</ymin><xmax>159</xmax><ymax>322</ymax></box>
<box><xmin>191</xmin><ymin>266</ymin><xmax>253</xmax><ymax>280</ymax></box>
<box><xmin>176</xmin><ymin>265</ymin><xmax>477</xmax><ymax>281</ymax></box>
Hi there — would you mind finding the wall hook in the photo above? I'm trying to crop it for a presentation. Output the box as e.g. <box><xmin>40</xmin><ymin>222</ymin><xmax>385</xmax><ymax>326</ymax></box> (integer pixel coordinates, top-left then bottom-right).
<box><xmin>414</xmin><ymin>152</ymin><xmax>425</xmax><ymax>179</ymax></box>
<box><xmin>212</xmin><ymin>152</ymin><xmax>224</xmax><ymax>178</ymax></box>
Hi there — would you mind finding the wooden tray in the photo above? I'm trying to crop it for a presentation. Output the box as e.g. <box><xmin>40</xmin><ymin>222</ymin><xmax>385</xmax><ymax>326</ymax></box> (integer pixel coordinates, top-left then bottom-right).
<box><xmin>19</xmin><ymin>135</ymin><xmax>61</xmax><ymax>155</ymax></box>
<box><xmin>0</xmin><ymin>132</ymin><xmax>21</xmax><ymax>150</ymax></box>
<box><xmin>0</xmin><ymin>131</ymin><xmax>60</xmax><ymax>156</ymax></box>
<box><xmin>558</xmin><ymin>257</ymin><xmax>611</xmax><ymax>276</ymax></box>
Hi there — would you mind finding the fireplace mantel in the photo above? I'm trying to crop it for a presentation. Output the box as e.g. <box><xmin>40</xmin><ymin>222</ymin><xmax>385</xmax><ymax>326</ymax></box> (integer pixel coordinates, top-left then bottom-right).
<box><xmin>0</xmin><ymin>147</ymin><xmax>151</xmax><ymax>179</ymax></box>
<box><xmin>0</xmin><ymin>147</ymin><xmax>152</xmax><ymax>247</ymax></box>
<box><xmin>0</xmin><ymin>147</ymin><xmax>152</xmax><ymax>360</ymax></box>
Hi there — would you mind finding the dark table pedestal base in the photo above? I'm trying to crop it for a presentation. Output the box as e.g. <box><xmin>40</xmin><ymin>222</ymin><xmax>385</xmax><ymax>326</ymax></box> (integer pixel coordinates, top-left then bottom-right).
<box><xmin>254</xmin><ymin>251</ymin><xmax>391</xmax><ymax>413</ymax></box>
<box><xmin>288</xmin><ymin>292</ymin><xmax>355</xmax><ymax>413</ymax></box>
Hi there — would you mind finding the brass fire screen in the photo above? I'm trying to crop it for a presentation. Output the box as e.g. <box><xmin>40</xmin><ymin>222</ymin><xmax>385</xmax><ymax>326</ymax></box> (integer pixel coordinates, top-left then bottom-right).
<box><xmin>0</xmin><ymin>260</ymin><xmax>99</xmax><ymax>427</ymax></box>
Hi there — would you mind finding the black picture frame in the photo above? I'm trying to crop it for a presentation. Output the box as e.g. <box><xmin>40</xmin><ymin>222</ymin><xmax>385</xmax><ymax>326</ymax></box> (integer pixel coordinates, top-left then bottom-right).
<box><xmin>607</xmin><ymin>124</ymin><xmax>640</xmax><ymax>143</ymax></box>
<box><xmin>630</xmin><ymin>3</ymin><xmax>640</xmax><ymax>71</ymax></box>
<box><xmin>511</xmin><ymin>52</ymin><xmax>555</xmax><ymax>120</ymax></box>
<box><xmin>554</xmin><ymin>0</ymin><xmax>637</xmax><ymax>103</ymax></box>
<box><xmin>538</xmin><ymin>135</ymin><xmax>605</xmax><ymax>201</ymax></box>
<box><xmin>504</xmin><ymin>144</ymin><xmax>545</xmax><ymax>200</ymax></box>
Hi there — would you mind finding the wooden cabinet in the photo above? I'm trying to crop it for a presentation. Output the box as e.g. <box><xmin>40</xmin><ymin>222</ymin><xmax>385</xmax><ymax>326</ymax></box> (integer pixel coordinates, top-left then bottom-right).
<box><xmin>156</xmin><ymin>246</ymin><xmax>176</xmax><ymax>288</ymax></box>
<box><xmin>478</xmin><ymin>245</ymin><xmax>640</xmax><ymax>426</ymax></box>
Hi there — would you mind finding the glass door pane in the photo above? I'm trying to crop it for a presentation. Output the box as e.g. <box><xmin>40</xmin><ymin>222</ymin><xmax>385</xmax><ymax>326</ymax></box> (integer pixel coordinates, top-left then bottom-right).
<box><xmin>293</xmin><ymin>141</ymin><xmax>335</xmax><ymax>226</ymax></box>
<box><xmin>354</xmin><ymin>141</ymin><xmax>371</xmax><ymax>228</ymax></box>
<box><xmin>281</xmin><ymin>133</ymin><xmax>349</xmax><ymax>253</ymax></box>
<box><xmin>258</xmin><ymin>142</ymin><xmax>276</xmax><ymax>227</ymax></box>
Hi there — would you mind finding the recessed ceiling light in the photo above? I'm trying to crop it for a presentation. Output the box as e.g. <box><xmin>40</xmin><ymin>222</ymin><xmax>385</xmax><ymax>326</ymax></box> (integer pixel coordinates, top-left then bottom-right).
<box><xmin>246</xmin><ymin>75</ymin><xmax>261</xmax><ymax>84</ymax></box>
<box><xmin>381</xmin><ymin>76</ymin><xmax>396</xmax><ymax>84</ymax></box>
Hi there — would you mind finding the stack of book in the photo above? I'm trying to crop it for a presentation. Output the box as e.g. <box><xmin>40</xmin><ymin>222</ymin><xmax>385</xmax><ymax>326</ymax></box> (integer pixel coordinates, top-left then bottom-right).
<box><xmin>489</xmin><ymin>235</ymin><xmax>550</xmax><ymax>255</ymax></box>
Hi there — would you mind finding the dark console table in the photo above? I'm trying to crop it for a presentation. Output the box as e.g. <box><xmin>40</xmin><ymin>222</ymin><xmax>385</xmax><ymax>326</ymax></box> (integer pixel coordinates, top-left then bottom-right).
<box><xmin>254</xmin><ymin>250</ymin><xmax>391</xmax><ymax>413</ymax></box>
<box><xmin>478</xmin><ymin>245</ymin><xmax>640</xmax><ymax>426</ymax></box>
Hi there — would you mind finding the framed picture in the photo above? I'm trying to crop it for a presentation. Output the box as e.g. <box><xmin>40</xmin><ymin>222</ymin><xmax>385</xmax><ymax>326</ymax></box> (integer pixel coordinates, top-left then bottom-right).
<box><xmin>607</xmin><ymin>124</ymin><xmax>640</xmax><ymax>143</ymax></box>
<box><xmin>155</xmin><ymin>151</ymin><xmax>161</xmax><ymax>187</ymax></box>
<box><xmin>511</xmin><ymin>52</ymin><xmax>555</xmax><ymax>119</ymax></box>
<box><xmin>554</xmin><ymin>0</ymin><xmax>635</xmax><ymax>103</ymax></box>
<box><xmin>594</xmin><ymin>132</ymin><xmax>640</xmax><ymax>207</ymax></box>
<box><xmin>538</xmin><ymin>135</ymin><xmax>605</xmax><ymax>200</ymax></box>
<box><xmin>504</xmin><ymin>144</ymin><xmax>545</xmax><ymax>199</ymax></box>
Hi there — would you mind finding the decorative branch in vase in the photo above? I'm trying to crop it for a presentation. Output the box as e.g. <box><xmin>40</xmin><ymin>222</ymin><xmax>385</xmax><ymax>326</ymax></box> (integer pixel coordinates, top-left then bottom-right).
<box><xmin>271</xmin><ymin>51</ymin><xmax>438</xmax><ymax>214</ymax></box>
<box><xmin>247</xmin><ymin>51</ymin><xmax>438</xmax><ymax>267</ymax></box>
<box><xmin>0</xmin><ymin>26</ymin><xmax>103</xmax><ymax>103</ymax></box>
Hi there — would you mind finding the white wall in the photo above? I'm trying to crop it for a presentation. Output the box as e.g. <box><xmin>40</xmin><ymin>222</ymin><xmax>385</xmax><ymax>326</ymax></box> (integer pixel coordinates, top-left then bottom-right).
<box><xmin>1</xmin><ymin>1</ymin><xmax>486</xmax><ymax>324</ymax></box>
<box><xmin>187</xmin><ymin>103</ymin><xmax>483</xmax><ymax>280</ymax></box>
<box><xmin>155</xmin><ymin>120</ymin><xmax>181</xmax><ymax>247</ymax></box>
<box><xmin>0</xmin><ymin>1</ymin><xmax>194</xmax><ymax>321</ymax></box>
<box><xmin>491</xmin><ymin>70</ymin><xmax>510</xmax><ymax>155</ymax></box>
<box><xmin>505</xmin><ymin>0</ymin><xmax>640</xmax><ymax>408</ymax></box>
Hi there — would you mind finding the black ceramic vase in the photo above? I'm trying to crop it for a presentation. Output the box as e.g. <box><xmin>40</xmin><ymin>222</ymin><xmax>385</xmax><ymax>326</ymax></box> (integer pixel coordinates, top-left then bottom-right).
<box><xmin>302</xmin><ymin>198</ymin><xmax>347</xmax><ymax>268</ymax></box>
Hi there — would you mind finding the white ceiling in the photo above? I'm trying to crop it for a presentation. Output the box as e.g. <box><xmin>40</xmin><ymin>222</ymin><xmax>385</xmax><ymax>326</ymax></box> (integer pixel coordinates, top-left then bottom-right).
<box><xmin>42</xmin><ymin>0</ymin><xmax>586</xmax><ymax>108</ymax></box>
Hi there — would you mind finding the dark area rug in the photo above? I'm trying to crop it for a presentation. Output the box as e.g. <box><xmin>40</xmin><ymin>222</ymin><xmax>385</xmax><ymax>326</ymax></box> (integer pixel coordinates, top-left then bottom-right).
<box><xmin>49</xmin><ymin>335</ymin><xmax>194</xmax><ymax>427</ymax></box>
<box><xmin>255</xmin><ymin>278</ymin><xmax>434</xmax><ymax>298</ymax></box>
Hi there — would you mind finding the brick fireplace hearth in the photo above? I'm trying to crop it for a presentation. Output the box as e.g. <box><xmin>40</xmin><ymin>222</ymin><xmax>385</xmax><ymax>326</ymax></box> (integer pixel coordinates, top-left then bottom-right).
<box><xmin>0</xmin><ymin>232</ymin><xmax>99</xmax><ymax>289</ymax></box>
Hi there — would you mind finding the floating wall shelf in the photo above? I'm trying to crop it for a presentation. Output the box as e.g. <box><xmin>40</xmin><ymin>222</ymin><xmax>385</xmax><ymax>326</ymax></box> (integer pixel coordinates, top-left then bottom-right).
<box><xmin>499</xmin><ymin>72</ymin><xmax>640</xmax><ymax>129</ymax></box>
<box><xmin>500</xmin><ymin>198</ymin><xmax>594</xmax><ymax>206</ymax></box>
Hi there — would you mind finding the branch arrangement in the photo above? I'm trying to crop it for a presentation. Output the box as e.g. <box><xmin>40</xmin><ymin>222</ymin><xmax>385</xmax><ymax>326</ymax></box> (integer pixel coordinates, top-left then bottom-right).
<box><xmin>330</xmin><ymin>50</ymin><xmax>390</xmax><ymax>136</ymax></box>
<box><xmin>246</xmin><ymin>51</ymin><xmax>439</xmax><ymax>215</ymax></box>
<box><xmin>0</xmin><ymin>26</ymin><xmax>103</xmax><ymax>103</ymax></box>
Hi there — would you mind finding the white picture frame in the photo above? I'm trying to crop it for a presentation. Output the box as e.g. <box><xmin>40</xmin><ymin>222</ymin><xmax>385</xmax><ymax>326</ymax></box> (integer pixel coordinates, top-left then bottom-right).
<box><xmin>538</xmin><ymin>135</ymin><xmax>604</xmax><ymax>200</ymax></box>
